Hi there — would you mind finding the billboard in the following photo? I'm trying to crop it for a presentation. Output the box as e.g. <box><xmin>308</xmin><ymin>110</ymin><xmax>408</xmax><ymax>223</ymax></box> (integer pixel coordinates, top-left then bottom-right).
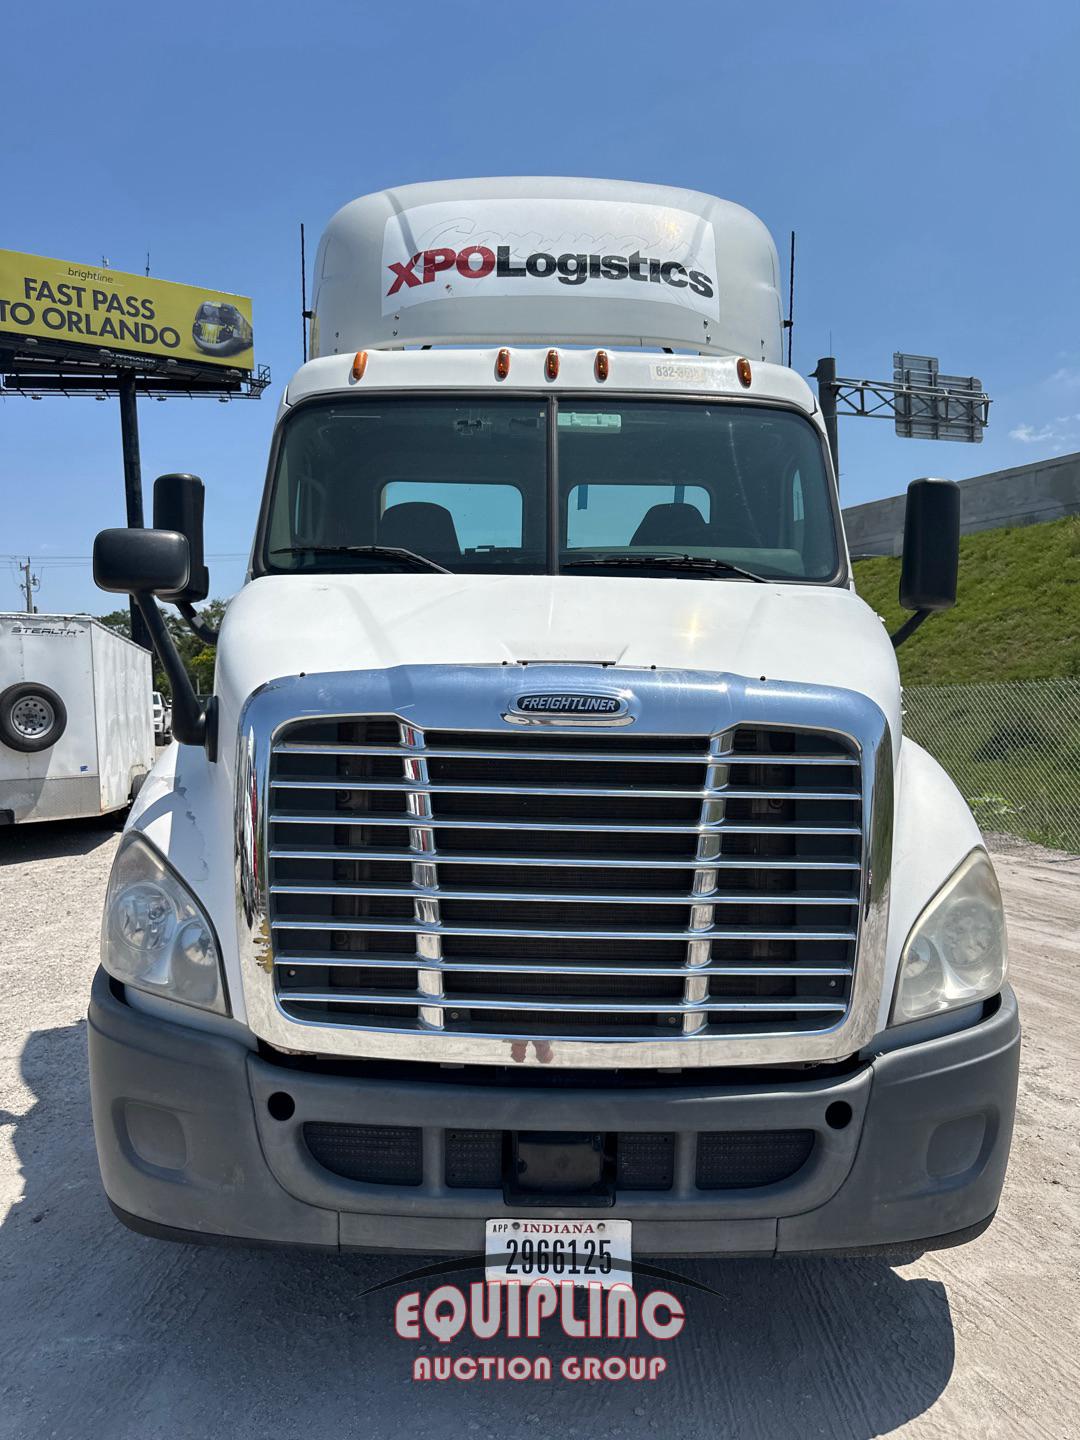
<box><xmin>0</xmin><ymin>249</ymin><xmax>254</xmax><ymax>370</ymax></box>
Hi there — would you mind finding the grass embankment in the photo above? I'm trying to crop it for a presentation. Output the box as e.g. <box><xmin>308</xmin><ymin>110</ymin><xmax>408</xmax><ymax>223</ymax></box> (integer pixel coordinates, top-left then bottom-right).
<box><xmin>853</xmin><ymin>515</ymin><xmax>1080</xmax><ymax>851</ymax></box>
<box><xmin>851</xmin><ymin>514</ymin><xmax>1080</xmax><ymax>684</ymax></box>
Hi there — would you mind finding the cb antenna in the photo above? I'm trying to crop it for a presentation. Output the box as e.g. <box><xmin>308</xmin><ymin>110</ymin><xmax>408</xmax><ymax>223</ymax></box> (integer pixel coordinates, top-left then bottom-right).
<box><xmin>785</xmin><ymin>230</ymin><xmax>795</xmax><ymax>368</ymax></box>
<box><xmin>300</xmin><ymin>222</ymin><xmax>311</xmax><ymax>363</ymax></box>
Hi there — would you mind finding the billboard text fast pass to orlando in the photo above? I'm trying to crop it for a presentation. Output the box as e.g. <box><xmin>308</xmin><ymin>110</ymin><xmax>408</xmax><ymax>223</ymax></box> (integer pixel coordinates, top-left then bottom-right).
<box><xmin>0</xmin><ymin>249</ymin><xmax>254</xmax><ymax>370</ymax></box>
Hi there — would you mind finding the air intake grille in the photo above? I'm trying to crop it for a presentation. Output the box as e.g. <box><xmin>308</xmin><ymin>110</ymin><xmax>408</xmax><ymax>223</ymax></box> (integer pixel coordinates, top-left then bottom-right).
<box><xmin>696</xmin><ymin>1130</ymin><xmax>815</xmax><ymax>1189</ymax></box>
<box><xmin>266</xmin><ymin>718</ymin><xmax>863</xmax><ymax>1043</ymax></box>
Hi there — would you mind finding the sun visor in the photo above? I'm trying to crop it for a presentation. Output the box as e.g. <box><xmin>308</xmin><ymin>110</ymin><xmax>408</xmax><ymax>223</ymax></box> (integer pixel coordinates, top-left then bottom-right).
<box><xmin>310</xmin><ymin>177</ymin><xmax>783</xmax><ymax>360</ymax></box>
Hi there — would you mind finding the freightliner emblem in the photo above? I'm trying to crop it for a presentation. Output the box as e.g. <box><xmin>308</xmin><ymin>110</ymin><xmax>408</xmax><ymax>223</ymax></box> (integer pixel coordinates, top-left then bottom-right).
<box><xmin>504</xmin><ymin>692</ymin><xmax>632</xmax><ymax>726</ymax></box>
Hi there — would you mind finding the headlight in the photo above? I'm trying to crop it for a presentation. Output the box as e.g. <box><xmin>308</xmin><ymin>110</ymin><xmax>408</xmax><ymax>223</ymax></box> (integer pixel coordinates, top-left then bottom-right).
<box><xmin>890</xmin><ymin>848</ymin><xmax>1007</xmax><ymax>1024</ymax></box>
<box><xmin>101</xmin><ymin>833</ymin><xmax>229</xmax><ymax>1014</ymax></box>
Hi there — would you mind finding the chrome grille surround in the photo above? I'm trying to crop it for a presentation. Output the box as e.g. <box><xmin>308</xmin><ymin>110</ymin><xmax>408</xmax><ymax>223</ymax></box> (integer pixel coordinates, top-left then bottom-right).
<box><xmin>236</xmin><ymin>665</ymin><xmax>892</xmax><ymax>1068</ymax></box>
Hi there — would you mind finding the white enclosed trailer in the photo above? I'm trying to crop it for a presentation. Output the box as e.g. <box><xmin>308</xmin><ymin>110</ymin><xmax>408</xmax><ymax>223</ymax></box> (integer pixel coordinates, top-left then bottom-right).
<box><xmin>0</xmin><ymin>613</ymin><xmax>154</xmax><ymax>825</ymax></box>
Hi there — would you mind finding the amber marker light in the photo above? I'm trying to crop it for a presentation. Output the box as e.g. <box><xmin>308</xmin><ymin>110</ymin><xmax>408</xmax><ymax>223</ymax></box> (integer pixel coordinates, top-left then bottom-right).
<box><xmin>495</xmin><ymin>347</ymin><xmax>511</xmax><ymax>379</ymax></box>
<box><xmin>546</xmin><ymin>348</ymin><xmax>560</xmax><ymax>380</ymax></box>
<box><xmin>595</xmin><ymin>349</ymin><xmax>610</xmax><ymax>381</ymax></box>
<box><xmin>351</xmin><ymin>350</ymin><xmax>368</xmax><ymax>380</ymax></box>
<box><xmin>736</xmin><ymin>357</ymin><xmax>753</xmax><ymax>388</ymax></box>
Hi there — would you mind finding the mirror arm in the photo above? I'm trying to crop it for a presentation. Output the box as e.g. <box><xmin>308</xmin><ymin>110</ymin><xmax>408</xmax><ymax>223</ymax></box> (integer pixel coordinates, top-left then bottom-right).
<box><xmin>132</xmin><ymin>594</ymin><xmax>217</xmax><ymax>760</ymax></box>
<box><xmin>177</xmin><ymin>600</ymin><xmax>219</xmax><ymax>647</ymax></box>
<box><xmin>890</xmin><ymin>609</ymin><xmax>931</xmax><ymax>650</ymax></box>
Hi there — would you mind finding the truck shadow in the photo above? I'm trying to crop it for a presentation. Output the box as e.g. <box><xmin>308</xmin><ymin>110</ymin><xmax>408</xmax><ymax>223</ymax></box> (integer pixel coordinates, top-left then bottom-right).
<box><xmin>1</xmin><ymin>1022</ymin><xmax>955</xmax><ymax>1440</ymax></box>
<box><xmin>0</xmin><ymin>813</ymin><xmax>119</xmax><ymax>863</ymax></box>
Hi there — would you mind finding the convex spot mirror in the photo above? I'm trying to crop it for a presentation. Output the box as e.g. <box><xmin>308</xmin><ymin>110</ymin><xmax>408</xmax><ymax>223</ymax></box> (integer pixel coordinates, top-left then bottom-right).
<box><xmin>153</xmin><ymin>473</ymin><xmax>210</xmax><ymax>604</ymax></box>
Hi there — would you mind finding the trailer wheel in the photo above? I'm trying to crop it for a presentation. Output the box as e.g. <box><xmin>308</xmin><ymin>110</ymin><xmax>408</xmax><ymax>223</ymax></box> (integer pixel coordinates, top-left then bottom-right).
<box><xmin>0</xmin><ymin>683</ymin><xmax>68</xmax><ymax>753</ymax></box>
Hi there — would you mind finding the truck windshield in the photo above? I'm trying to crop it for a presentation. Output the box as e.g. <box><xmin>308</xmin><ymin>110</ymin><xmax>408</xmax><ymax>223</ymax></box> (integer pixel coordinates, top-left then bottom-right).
<box><xmin>262</xmin><ymin>396</ymin><xmax>840</xmax><ymax>581</ymax></box>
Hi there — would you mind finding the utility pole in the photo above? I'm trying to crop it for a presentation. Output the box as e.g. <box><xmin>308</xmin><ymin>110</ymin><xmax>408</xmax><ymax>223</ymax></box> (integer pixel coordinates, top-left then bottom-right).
<box><xmin>19</xmin><ymin>556</ymin><xmax>40</xmax><ymax>613</ymax></box>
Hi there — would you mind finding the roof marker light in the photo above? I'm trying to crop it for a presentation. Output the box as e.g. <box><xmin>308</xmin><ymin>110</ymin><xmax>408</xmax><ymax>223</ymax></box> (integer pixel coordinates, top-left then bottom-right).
<box><xmin>595</xmin><ymin>349</ymin><xmax>610</xmax><ymax>381</ymax></box>
<box><xmin>351</xmin><ymin>350</ymin><xmax>368</xmax><ymax>381</ymax></box>
<box><xmin>546</xmin><ymin>348</ymin><xmax>560</xmax><ymax>381</ymax></box>
<box><xmin>736</xmin><ymin>356</ymin><xmax>752</xmax><ymax>388</ymax></box>
<box><xmin>496</xmin><ymin>347</ymin><xmax>511</xmax><ymax>379</ymax></box>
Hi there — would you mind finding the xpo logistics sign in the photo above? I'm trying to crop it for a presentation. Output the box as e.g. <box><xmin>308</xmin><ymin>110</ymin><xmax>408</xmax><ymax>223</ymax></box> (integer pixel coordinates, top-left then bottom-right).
<box><xmin>0</xmin><ymin>249</ymin><xmax>254</xmax><ymax>371</ymax></box>
<box><xmin>306</xmin><ymin>182</ymin><xmax>788</xmax><ymax>361</ymax></box>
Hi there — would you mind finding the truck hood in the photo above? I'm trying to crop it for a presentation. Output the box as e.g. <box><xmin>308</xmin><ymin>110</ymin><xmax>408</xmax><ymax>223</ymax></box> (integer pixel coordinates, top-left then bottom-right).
<box><xmin>216</xmin><ymin>573</ymin><xmax>901</xmax><ymax>744</ymax></box>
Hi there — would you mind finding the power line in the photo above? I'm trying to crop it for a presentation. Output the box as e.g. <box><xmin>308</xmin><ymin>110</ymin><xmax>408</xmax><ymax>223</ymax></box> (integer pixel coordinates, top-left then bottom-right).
<box><xmin>2</xmin><ymin>551</ymin><xmax>250</xmax><ymax>565</ymax></box>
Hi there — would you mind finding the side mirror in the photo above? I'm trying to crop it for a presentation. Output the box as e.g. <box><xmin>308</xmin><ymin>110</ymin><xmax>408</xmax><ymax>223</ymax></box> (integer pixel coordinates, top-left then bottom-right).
<box><xmin>899</xmin><ymin>478</ymin><xmax>960</xmax><ymax>612</ymax></box>
<box><xmin>153</xmin><ymin>473</ymin><xmax>210</xmax><ymax>604</ymax></box>
<box><xmin>890</xmin><ymin>478</ymin><xmax>960</xmax><ymax>649</ymax></box>
<box><xmin>93</xmin><ymin>527</ymin><xmax>213</xmax><ymax>756</ymax></box>
<box><xmin>93</xmin><ymin>528</ymin><xmax>191</xmax><ymax>596</ymax></box>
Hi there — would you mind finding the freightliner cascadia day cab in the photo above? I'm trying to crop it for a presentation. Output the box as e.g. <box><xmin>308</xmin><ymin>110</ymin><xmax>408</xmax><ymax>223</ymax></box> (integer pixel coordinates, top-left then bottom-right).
<box><xmin>89</xmin><ymin>179</ymin><xmax>1019</xmax><ymax>1264</ymax></box>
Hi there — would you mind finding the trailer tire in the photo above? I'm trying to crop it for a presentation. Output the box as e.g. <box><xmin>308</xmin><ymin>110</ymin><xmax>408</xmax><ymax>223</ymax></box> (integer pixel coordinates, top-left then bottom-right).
<box><xmin>0</xmin><ymin>683</ymin><xmax>68</xmax><ymax>753</ymax></box>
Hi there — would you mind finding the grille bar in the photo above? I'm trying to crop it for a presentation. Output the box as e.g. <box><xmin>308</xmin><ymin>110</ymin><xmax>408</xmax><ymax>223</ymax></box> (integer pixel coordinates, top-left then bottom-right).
<box><xmin>275</xmin><ymin>953</ymin><xmax>854</xmax><ymax>978</ymax></box>
<box><xmin>270</xmin><ymin>847</ymin><xmax>862</xmax><ymax>871</ymax></box>
<box><xmin>270</xmin><ymin>883</ymin><xmax>859</xmax><ymax>906</ymax></box>
<box><xmin>273</xmin><ymin>741</ymin><xmax>859</xmax><ymax>767</ymax></box>
<box><xmin>280</xmin><ymin>990</ymin><xmax>849</xmax><ymax>1014</ymax></box>
<box><xmin>272</xmin><ymin>918</ymin><xmax>858</xmax><ymax>942</ymax></box>
<box><xmin>685</xmin><ymin>733</ymin><xmax>726</xmax><ymax>1034</ymax></box>
<box><xmin>401</xmin><ymin>724</ymin><xmax>444</xmax><ymax>1029</ymax></box>
<box><xmin>271</xmin><ymin>778</ymin><xmax>857</xmax><ymax>801</ymax></box>
<box><xmin>271</xmin><ymin>814</ymin><xmax>862</xmax><ymax>836</ymax></box>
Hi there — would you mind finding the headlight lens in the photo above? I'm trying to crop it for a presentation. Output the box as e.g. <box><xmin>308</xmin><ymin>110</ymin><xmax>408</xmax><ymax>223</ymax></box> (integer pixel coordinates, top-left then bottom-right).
<box><xmin>891</xmin><ymin>848</ymin><xmax>1006</xmax><ymax>1024</ymax></box>
<box><xmin>102</xmin><ymin>833</ymin><xmax>228</xmax><ymax>1014</ymax></box>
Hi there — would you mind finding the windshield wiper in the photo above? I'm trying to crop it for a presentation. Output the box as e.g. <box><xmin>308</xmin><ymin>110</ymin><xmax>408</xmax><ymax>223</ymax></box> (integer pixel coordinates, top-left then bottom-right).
<box><xmin>561</xmin><ymin>553</ymin><xmax>768</xmax><ymax>583</ymax></box>
<box><xmin>270</xmin><ymin>544</ymin><xmax>450</xmax><ymax>574</ymax></box>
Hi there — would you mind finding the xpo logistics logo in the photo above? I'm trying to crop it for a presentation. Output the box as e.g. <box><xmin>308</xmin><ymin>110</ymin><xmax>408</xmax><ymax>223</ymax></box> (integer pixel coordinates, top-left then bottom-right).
<box><xmin>387</xmin><ymin>244</ymin><xmax>715</xmax><ymax>301</ymax></box>
<box><xmin>377</xmin><ymin>198</ymin><xmax>722</xmax><ymax>322</ymax></box>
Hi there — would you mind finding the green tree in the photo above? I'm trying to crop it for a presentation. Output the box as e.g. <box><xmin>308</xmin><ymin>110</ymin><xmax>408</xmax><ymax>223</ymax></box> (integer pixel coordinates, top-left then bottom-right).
<box><xmin>96</xmin><ymin>608</ymin><xmax>132</xmax><ymax>641</ymax></box>
<box><xmin>96</xmin><ymin>598</ymin><xmax>228</xmax><ymax>698</ymax></box>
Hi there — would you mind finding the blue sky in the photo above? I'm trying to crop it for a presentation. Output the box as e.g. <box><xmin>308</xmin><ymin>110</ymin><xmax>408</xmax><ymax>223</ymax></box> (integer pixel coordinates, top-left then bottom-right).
<box><xmin>3</xmin><ymin>0</ymin><xmax>1078</xmax><ymax>614</ymax></box>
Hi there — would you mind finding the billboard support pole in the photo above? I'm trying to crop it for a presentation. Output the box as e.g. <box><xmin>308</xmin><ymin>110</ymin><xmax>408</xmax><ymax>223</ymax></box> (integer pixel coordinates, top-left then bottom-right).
<box><xmin>118</xmin><ymin>368</ymin><xmax>151</xmax><ymax>650</ymax></box>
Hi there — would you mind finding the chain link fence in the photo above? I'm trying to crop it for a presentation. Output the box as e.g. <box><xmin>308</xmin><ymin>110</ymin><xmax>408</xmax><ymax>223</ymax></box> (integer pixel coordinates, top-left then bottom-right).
<box><xmin>902</xmin><ymin>678</ymin><xmax>1080</xmax><ymax>854</ymax></box>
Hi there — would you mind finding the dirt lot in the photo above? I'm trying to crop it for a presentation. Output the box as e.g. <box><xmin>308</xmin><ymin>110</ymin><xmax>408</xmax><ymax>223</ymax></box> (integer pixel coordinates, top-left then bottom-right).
<box><xmin>0</xmin><ymin>819</ymin><xmax>1077</xmax><ymax>1439</ymax></box>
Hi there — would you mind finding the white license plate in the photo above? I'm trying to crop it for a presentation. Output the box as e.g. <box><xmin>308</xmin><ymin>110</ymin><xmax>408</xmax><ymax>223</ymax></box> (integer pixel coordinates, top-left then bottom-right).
<box><xmin>485</xmin><ymin>1218</ymin><xmax>632</xmax><ymax>1287</ymax></box>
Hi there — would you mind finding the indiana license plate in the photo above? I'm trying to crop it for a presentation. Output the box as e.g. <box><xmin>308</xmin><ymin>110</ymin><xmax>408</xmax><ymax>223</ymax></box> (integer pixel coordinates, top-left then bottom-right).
<box><xmin>485</xmin><ymin>1218</ymin><xmax>632</xmax><ymax>1287</ymax></box>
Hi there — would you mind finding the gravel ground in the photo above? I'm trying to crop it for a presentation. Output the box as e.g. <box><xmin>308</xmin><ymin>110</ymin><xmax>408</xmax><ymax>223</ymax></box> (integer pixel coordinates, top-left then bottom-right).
<box><xmin>0</xmin><ymin>818</ymin><xmax>1077</xmax><ymax>1439</ymax></box>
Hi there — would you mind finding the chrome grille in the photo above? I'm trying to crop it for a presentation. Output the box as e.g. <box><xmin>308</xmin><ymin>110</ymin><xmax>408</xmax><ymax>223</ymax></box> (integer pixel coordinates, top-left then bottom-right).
<box><xmin>265</xmin><ymin>718</ymin><xmax>863</xmax><ymax>1042</ymax></box>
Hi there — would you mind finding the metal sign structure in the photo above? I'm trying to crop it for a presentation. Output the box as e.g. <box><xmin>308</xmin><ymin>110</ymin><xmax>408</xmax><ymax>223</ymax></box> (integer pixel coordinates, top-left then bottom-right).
<box><xmin>1</xmin><ymin>251</ymin><xmax>270</xmax><ymax>645</ymax></box>
<box><xmin>813</xmin><ymin>353</ymin><xmax>991</xmax><ymax>478</ymax></box>
<box><xmin>891</xmin><ymin>353</ymin><xmax>989</xmax><ymax>443</ymax></box>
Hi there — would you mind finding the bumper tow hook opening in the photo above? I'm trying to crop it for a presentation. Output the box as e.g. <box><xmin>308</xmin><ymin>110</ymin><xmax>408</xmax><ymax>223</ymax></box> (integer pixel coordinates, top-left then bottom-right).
<box><xmin>267</xmin><ymin>1091</ymin><xmax>296</xmax><ymax>1122</ymax></box>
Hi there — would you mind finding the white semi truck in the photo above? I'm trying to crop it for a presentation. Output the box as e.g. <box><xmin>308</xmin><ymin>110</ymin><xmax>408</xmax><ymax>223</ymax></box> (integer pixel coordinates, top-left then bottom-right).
<box><xmin>88</xmin><ymin>179</ymin><xmax>1018</xmax><ymax>1265</ymax></box>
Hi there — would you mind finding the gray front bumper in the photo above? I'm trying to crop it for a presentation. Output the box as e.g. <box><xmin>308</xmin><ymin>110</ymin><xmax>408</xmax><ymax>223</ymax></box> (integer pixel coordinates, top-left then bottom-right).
<box><xmin>88</xmin><ymin>969</ymin><xmax>1020</xmax><ymax>1256</ymax></box>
